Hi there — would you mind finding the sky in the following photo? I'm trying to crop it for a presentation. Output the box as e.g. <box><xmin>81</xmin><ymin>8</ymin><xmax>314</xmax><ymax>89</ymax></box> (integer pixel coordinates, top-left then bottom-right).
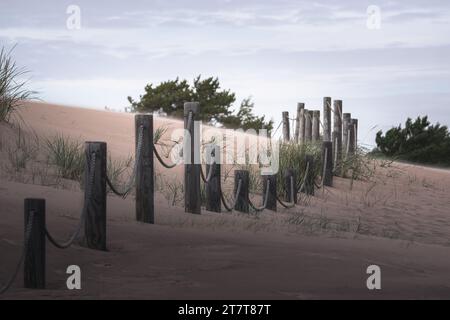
<box><xmin>1</xmin><ymin>0</ymin><xmax>449</xmax><ymax>147</ymax></box>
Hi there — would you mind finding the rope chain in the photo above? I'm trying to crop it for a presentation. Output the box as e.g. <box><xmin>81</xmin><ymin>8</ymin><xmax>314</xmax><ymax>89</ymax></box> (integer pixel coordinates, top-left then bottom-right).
<box><xmin>248</xmin><ymin>179</ymin><xmax>271</xmax><ymax>212</ymax></box>
<box><xmin>45</xmin><ymin>152</ymin><xmax>96</xmax><ymax>249</ymax></box>
<box><xmin>0</xmin><ymin>211</ymin><xmax>35</xmax><ymax>295</ymax></box>
<box><xmin>221</xmin><ymin>179</ymin><xmax>242</xmax><ymax>212</ymax></box>
<box><xmin>106</xmin><ymin>125</ymin><xmax>144</xmax><ymax>198</ymax></box>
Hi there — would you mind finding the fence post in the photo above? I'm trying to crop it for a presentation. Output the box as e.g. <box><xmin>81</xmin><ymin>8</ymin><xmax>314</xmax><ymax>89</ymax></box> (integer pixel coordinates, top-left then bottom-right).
<box><xmin>299</xmin><ymin>107</ymin><xmax>306</xmax><ymax>144</ymax></box>
<box><xmin>24</xmin><ymin>198</ymin><xmax>46</xmax><ymax>289</ymax></box>
<box><xmin>234</xmin><ymin>170</ymin><xmax>249</xmax><ymax>213</ymax></box>
<box><xmin>262</xmin><ymin>174</ymin><xmax>277</xmax><ymax>211</ymax></box>
<box><xmin>322</xmin><ymin>141</ymin><xmax>333</xmax><ymax>187</ymax></box>
<box><xmin>282</xmin><ymin>111</ymin><xmax>290</xmax><ymax>142</ymax></box>
<box><xmin>347</xmin><ymin>122</ymin><xmax>356</xmax><ymax>157</ymax></box>
<box><xmin>352</xmin><ymin>118</ymin><xmax>358</xmax><ymax>148</ymax></box>
<box><xmin>184</xmin><ymin>102</ymin><xmax>201</xmax><ymax>214</ymax></box>
<box><xmin>205</xmin><ymin>144</ymin><xmax>221</xmax><ymax>213</ymax></box>
<box><xmin>333</xmin><ymin>100</ymin><xmax>343</xmax><ymax>175</ymax></box>
<box><xmin>135</xmin><ymin>114</ymin><xmax>154</xmax><ymax>224</ymax></box>
<box><xmin>312</xmin><ymin>110</ymin><xmax>320</xmax><ymax>142</ymax></box>
<box><xmin>323</xmin><ymin>97</ymin><xmax>332</xmax><ymax>142</ymax></box>
<box><xmin>285</xmin><ymin>169</ymin><xmax>297</xmax><ymax>203</ymax></box>
<box><xmin>342</xmin><ymin>113</ymin><xmax>351</xmax><ymax>157</ymax></box>
<box><xmin>81</xmin><ymin>142</ymin><xmax>107</xmax><ymax>251</ymax></box>
<box><xmin>304</xmin><ymin>110</ymin><xmax>312</xmax><ymax>142</ymax></box>
<box><xmin>295</xmin><ymin>103</ymin><xmax>304</xmax><ymax>143</ymax></box>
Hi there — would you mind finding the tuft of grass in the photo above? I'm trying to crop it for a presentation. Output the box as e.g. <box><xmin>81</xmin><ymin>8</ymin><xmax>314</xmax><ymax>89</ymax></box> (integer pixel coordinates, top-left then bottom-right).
<box><xmin>6</xmin><ymin>124</ymin><xmax>38</xmax><ymax>171</ymax></box>
<box><xmin>45</xmin><ymin>134</ymin><xmax>84</xmax><ymax>181</ymax></box>
<box><xmin>0</xmin><ymin>46</ymin><xmax>37</xmax><ymax>123</ymax></box>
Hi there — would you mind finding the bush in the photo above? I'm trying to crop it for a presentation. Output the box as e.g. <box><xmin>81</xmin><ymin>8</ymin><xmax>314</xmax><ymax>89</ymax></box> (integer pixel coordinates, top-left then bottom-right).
<box><xmin>374</xmin><ymin>116</ymin><xmax>450</xmax><ymax>166</ymax></box>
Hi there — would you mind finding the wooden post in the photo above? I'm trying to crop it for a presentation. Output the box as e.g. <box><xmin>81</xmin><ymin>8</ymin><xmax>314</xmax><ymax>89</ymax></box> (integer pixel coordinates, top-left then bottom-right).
<box><xmin>322</xmin><ymin>141</ymin><xmax>333</xmax><ymax>187</ymax></box>
<box><xmin>184</xmin><ymin>102</ymin><xmax>201</xmax><ymax>214</ymax></box>
<box><xmin>282</xmin><ymin>111</ymin><xmax>290</xmax><ymax>142</ymax></box>
<box><xmin>262</xmin><ymin>174</ymin><xmax>277</xmax><ymax>211</ymax></box>
<box><xmin>205</xmin><ymin>144</ymin><xmax>221</xmax><ymax>213</ymax></box>
<box><xmin>299</xmin><ymin>107</ymin><xmax>306</xmax><ymax>144</ymax></box>
<box><xmin>323</xmin><ymin>97</ymin><xmax>332</xmax><ymax>142</ymax></box>
<box><xmin>342</xmin><ymin>113</ymin><xmax>351</xmax><ymax>157</ymax></box>
<box><xmin>81</xmin><ymin>142</ymin><xmax>107</xmax><ymax>251</ymax></box>
<box><xmin>284</xmin><ymin>169</ymin><xmax>297</xmax><ymax>204</ymax></box>
<box><xmin>301</xmin><ymin>155</ymin><xmax>315</xmax><ymax>196</ymax></box>
<box><xmin>352</xmin><ymin>118</ymin><xmax>358</xmax><ymax>148</ymax></box>
<box><xmin>24</xmin><ymin>198</ymin><xmax>46</xmax><ymax>289</ymax></box>
<box><xmin>234</xmin><ymin>170</ymin><xmax>249</xmax><ymax>213</ymax></box>
<box><xmin>312</xmin><ymin>110</ymin><xmax>320</xmax><ymax>142</ymax></box>
<box><xmin>347</xmin><ymin>122</ymin><xmax>356</xmax><ymax>157</ymax></box>
<box><xmin>135</xmin><ymin>114</ymin><xmax>154</xmax><ymax>224</ymax></box>
<box><xmin>333</xmin><ymin>100</ymin><xmax>343</xmax><ymax>175</ymax></box>
<box><xmin>304</xmin><ymin>110</ymin><xmax>312</xmax><ymax>142</ymax></box>
<box><xmin>294</xmin><ymin>103</ymin><xmax>304</xmax><ymax>143</ymax></box>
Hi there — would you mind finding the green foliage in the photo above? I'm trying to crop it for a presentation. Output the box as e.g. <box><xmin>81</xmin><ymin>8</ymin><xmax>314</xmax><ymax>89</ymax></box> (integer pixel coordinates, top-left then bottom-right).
<box><xmin>45</xmin><ymin>134</ymin><xmax>85</xmax><ymax>181</ymax></box>
<box><xmin>0</xmin><ymin>46</ymin><xmax>36</xmax><ymax>123</ymax></box>
<box><xmin>128</xmin><ymin>75</ymin><xmax>272</xmax><ymax>132</ymax></box>
<box><xmin>375</xmin><ymin>116</ymin><xmax>450</xmax><ymax>166</ymax></box>
<box><xmin>221</xmin><ymin>98</ymin><xmax>273</xmax><ymax>132</ymax></box>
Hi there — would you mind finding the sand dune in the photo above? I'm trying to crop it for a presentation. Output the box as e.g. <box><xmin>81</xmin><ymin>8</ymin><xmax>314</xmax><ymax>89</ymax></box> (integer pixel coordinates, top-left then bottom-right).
<box><xmin>1</xmin><ymin>102</ymin><xmax>450</xmax><ymax>299</ymax></box>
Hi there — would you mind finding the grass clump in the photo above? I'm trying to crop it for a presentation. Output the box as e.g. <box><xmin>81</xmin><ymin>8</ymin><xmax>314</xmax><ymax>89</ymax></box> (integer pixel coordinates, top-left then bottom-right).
<box><xmin>45</xmin><ymin>134</ymin><xmax>84</xmax><ymax>181</ymax></box>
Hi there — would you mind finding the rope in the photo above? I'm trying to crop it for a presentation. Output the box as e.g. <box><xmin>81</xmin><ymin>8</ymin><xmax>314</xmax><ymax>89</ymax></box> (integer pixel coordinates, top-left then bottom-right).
<box><xmin>248</xmin><ymin>179</ymin><xmax>270</xmax><ymax>212</ymax></box>
<box><xmin>221</xmin><ymin>179</ymin><xmax>242</xmax><ymax>212</ymax></box>
<box><xmin>106</xmin><ymin>125</ymin><xmax>144</xmax><ymax>197</ymax></box>
<box><xmin>45</xmin><ymin>152</ymin><xmax>96</xmax><ymax>249</ymax></box>
<box><xmin>0</xmin><ymin>211</ymin><xmax>35</xmax><ymax>295</ymax></box>
<box><xmin>276</xmin><ymin>176</ymin><xmax>296</xmax><ymax>209</ymax></box>
<box><xmin>153</xmin><ymin>145</ymin><xmax>177</xmax><ymax>169</ymax></box>
<box><xmin>200</xmin><ymin>162</ymin><xmax>215</xmax><ymax>183</ymax></box>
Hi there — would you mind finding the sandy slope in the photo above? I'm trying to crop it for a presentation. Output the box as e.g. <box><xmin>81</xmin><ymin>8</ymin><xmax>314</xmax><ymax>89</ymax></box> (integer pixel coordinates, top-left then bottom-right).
<box><xmin>1</xmin><ymin>102</ymin><xmax>450</xmax><ymax>299</ymax></box>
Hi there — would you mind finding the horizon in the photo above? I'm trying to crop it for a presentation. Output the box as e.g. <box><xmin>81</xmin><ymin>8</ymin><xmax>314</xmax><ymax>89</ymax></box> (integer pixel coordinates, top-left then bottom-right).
<box><xmin>1</xmin><ymin>0</ymin><xmax>450</xmax><ymax>147</ymax></box>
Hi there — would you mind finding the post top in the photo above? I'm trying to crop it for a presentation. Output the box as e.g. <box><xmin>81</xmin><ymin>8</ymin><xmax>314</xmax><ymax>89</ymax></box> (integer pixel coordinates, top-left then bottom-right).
<box><xmin>184</xmin><ymin>102</ymin><xmax>200</xmax><ymax>115</ymax></box>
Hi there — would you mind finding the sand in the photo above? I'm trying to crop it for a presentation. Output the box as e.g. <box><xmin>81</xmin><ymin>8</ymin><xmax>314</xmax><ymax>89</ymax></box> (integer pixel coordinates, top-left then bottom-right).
<box><xmin>1</xmin><ymin>101</ymin><xmax>450</xmax><ymax>299</ymax></box>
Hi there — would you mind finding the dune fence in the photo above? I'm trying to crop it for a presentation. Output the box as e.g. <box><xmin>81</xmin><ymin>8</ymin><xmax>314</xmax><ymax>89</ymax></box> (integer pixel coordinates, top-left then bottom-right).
<box><xmin>0</xmin><ymin>98</ymin><xmax>358</xmax><ymax>294</ymax></box>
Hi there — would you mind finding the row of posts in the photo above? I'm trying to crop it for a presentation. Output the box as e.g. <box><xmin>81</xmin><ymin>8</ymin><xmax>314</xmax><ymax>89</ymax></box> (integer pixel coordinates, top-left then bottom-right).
<box><xmin>282</xmin><ymin>98</ymin><xmax>359</xmax><ymax>184</ymax></box>
<box><xmin>23</xmin><ymin>101</ymin><xmax>313</xmax><ymax>289</ymax></box>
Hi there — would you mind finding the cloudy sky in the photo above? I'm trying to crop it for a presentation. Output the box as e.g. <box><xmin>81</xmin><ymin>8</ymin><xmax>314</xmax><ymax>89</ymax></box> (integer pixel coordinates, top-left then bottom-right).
<box><xmin>1</xmin><ymin>0</ymin><xmax>449</xmax><ymax>146</ymax></box>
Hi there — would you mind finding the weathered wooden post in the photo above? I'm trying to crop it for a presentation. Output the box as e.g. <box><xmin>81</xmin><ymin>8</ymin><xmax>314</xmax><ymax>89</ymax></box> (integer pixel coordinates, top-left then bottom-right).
<box><xmin>205</xmin><ymin>144</ymin><xmax>221</xmax><ymax>213</ymax></box>
<box><xmin>333</xmin><ymin>100</ymin><xmax>343</xmax><ymax>175</ymax></box>
<box><xmin>81</xmin><ymin>142</ymin><xmax>107</xmax><ymax>251</ymax></box>
<box><xmin>294</xmin><ymin>103</ymin><xmax>304</xmax><ymax>143</ymax></box>
<box><xmin>284</xmin><ymin>169</ymin><xmax>297</xmax><ymax>203</ymax></box>
<box><xmin>234</xmin><ymin>170</ymin><xmax>249</xmax><ymax>213</ymax></box>
<box><xmin>323</xmin><ymin>97</ymin><xmax>332</xmax><ymax>142</ymax></box>
<box><xmin>312</xmin><ymin>110</ymin><xmax>320</xmax><ymax>142</ymax></box>
<box><xmin>282</xmin><ymin>111</ymin><xmax>290</xmax><ymax>142</ymax></box>
<box><xmin>262</xmin><ymin>174</ymin><xmax>277</xmax><ymax>211</ymax></box>
<box><xmin>322</xmin><ymin>141</ymin><xmax>333</xmax><ymax>187</ymax></box>
<box><xmin>304</xmin><ymin>110</ymin><xmax>312</xmax><ymax>142</ymax></box>
<box><xmin>352</xmin><ymin>118</ymin><xmax>358</xmax><ymax>149</ymax></box>
<box><xmin>302</xmin><ymin>155</ymin><xmax>315</xmax><ymax>196</ymax></box>
<box><xmin>342</xmin><ymin>113</ymin><xmax>351</xmax><ymax>157</ymax></box>
<box><xmin>347</xmin><ymin>122</ymin><xmax>356</xmax><ymax>157</ymax></box>
<box><xmin>184</xmin><ymin>102</ymin><xmax>201</xmax><ymax>214</ymax></box>
<box><xmin>135</xmin><ymin>114</ymin><xmax>154</xmax><ymax>224</ymax></box>
<box><xmin>24</xmin><ymin>198</ymin><xmax>46</xmax><ymax>289</ymax></box>
<box><xmin>299</xmin><ymin>107</ymin><xmax>306</xmax><ymax>144</ymax></box>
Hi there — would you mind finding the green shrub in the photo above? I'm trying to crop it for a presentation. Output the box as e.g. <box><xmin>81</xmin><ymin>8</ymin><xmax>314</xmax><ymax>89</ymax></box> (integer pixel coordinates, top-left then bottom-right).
<box><xmin>374</xmin><ymin>116</ymin><xmax>450</xmax><ymax>166</ymax></box>
<box><xmin>45</xmin><ymin>134</ymin><xmax>84</xmax><ymax>181</ymax></box>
